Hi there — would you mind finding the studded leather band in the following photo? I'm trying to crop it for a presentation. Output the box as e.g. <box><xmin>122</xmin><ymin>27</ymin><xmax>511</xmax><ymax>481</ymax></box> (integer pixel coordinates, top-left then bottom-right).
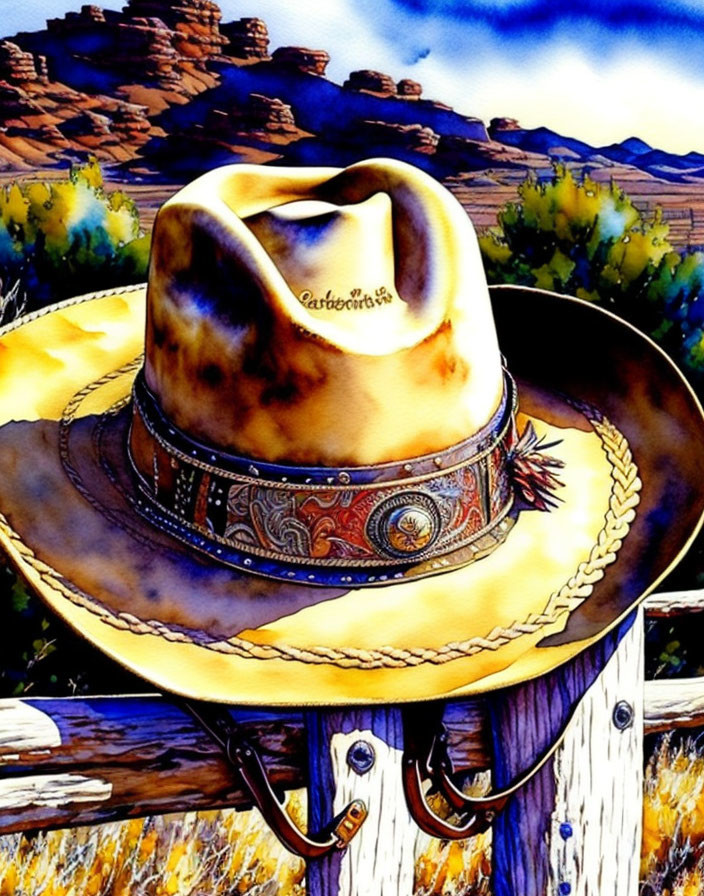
<box><xmin>127</xmin><ymin>372</ymin><xmax>518</xmax><ymax>585</ymax></box>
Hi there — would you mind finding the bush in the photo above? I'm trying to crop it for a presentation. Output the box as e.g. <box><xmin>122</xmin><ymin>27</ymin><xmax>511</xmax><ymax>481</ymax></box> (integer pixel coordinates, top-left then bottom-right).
<box><xmin>479</xmin><ymin>166</ymin><xmax>704</xmax><ymax>387</ymax></box>
<box><xmin>0</xmin><ymin>557</ymin><xmax>141</xmax><ymax>697</ymax></box>
<box><xmin>0</xmin><ymin>158</ymin><xmax>151</xmax><ymax>695</ymax></box>
<box><xmin>0</xmin><ymin>157</ymin><xmax>149</xmax><ymax>319</ymax></box>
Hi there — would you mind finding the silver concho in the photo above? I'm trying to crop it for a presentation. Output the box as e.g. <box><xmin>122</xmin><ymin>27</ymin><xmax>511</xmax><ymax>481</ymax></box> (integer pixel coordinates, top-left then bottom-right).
<box><xmin>366</xmin><ymin>492</ymin><xmax>442</xmax><ymax>560</ymax></box>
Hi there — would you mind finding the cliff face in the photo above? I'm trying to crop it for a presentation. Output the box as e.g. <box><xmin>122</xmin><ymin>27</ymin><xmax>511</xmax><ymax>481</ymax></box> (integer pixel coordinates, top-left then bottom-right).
<box><xmin>221</xmin><ymin>18</ymin><xmax>269</xmax><ymax>60</ymax></box>
<box><xmin>42</xmin><ymin>7</ymin><xmax>182</xmax><ymax>84</ymax></box>
<box><xmin>0</xmin><ymin>70</ymin><xmax>157</xmax><ymax>170</ymax></box>
<box><xmin>104</xmin><ymin>17</ymin><xmax>182</xmax><ymax>82</ymax></box>
<box><xmin>397</xmin><ymin>79</ymin><xmax>422</xmax><ymax>98</ymax></box>
<box><xmin>204</xmin><ymin>91</ymin><xmax>297</xmax><ymax>139</ymax></box>
<box><xmin>344</xmin><ymin>69</ymin><xmax>397</xmax><ymax>95</ymax></box>
<box><xmin>490</xmin><ymin>117</ymin><xmax>521</xmax><ymax>132</ymax></box>
<box><xmin>357</xmin><ymin>120</ymin><xmax>440</xmax><ymax>153</ymax></box>
<box><xmin>0</xmin><ymin>0</ymin><xmax>498</xmax><ymax>177</ymax></box>
<box><xmin>125</xmin><ymin>0</ymin><xmax>227</xmax><ymax>60</ymax></box>
<box><xmin>0</xmin><ymin>42</ymin><xmax>48</xmax><ymax>84</ymax></box>
<box><xmin>271</xmin><ymin>46</ymin><xmax>330</xmax><ymax>76</ymax></box>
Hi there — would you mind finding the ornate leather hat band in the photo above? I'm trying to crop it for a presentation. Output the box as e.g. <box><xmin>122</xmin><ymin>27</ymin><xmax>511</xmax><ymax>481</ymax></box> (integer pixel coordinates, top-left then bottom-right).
<box><xmin>126</xmin><ymin>371</ymin><xmax>553</xmax><ymax>586</ymax></box>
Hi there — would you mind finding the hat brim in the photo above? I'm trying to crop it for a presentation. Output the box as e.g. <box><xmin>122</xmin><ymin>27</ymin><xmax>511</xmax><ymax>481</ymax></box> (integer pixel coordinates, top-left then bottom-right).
<box><xmin>0</xmin><ymin>284</ymin><xmax>702</xmax><ymax>705</ymax></box>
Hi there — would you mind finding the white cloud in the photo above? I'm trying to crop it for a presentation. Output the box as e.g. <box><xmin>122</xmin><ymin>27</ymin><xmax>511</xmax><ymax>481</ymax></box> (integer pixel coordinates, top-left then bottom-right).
<box><xmin>412</xmin><ymin>44</ymin><xmax>703</xmax><ymax>153</ymax></box>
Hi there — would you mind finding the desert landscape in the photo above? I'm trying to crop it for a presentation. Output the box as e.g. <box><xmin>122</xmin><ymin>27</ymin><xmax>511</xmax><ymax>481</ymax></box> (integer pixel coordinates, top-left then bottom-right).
<box><xmin>0</xmin><ymin>0</ymin><xmax>701</xmax><ymax>248</ymax></box>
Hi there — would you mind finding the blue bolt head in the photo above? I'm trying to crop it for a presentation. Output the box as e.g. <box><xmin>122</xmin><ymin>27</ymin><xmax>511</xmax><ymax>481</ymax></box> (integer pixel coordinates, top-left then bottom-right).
<box><xmin>558</xmin><ymin>882</ymin><xmax>572</xmax><ymax>895</ymax></box>
<box><xmin>347</xmin><ymin>739</ymin><xmax>375</xmax><ymax>775</ymax></box>
<box><xmin>613</xmin><ymin>700</ymin><xmax>634</xmax><ymax>730</ymax></box>
<box><xmin>559</xmin><ymin>822</ymin><xmax>573</xmax><ymax>841</ymax></box>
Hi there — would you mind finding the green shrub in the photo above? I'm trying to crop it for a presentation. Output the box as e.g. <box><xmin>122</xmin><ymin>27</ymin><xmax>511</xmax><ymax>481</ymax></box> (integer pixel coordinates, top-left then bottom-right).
<box><xmin>0</xmin><ymin>157</ymin><xmax>149</xmax><ymax>319</ymax></box>
<box><xmin>480</xmin><ymin>166</ymin><xmax>704</xmax><ymax>386</ymax></box>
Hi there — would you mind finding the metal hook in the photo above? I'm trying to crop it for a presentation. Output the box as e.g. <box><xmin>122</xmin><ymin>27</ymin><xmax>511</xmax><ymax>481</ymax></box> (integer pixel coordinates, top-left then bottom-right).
<box><xmin>401</xmin><ymin>704</ymin><xmax>497</xmax><ymax>839</ymax></box>
<box><xmin>401</xmin><ymin>698</ymin><xmax>580</xmax><ymax>839</ymax></box>
<box><xmin>402</xmin><ymin>748</ymin><xmax>497</xmax><ymax>839</ymax></box>
<box><xmin>184</xmin><ymin>700</ymin><xmax>367</xmax><ymax>859</ymax></box>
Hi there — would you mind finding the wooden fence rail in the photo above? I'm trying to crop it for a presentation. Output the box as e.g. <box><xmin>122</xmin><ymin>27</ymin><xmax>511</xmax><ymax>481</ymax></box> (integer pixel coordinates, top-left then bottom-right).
<box><xmin>0</xmin><ymin>697</ymin><xmax>488</xmax><ymax>835</ymax></box>
<box><xmin>643</xmin><ymin>679</ymin><xmax>704</xmax><ymax>733</ymax></box>
<box><xmin>1</xmin><ymin>678</ymin><xmax>696</xmax><ymax>833</ymax></box>
<box><xmin>642</xmin><ymin>588</ymin><xmax>704</xmax><ymax>616</ymax></box>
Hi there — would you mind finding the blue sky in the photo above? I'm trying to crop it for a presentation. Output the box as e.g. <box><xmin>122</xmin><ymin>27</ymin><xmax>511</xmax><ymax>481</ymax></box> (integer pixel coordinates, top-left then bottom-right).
<box><xmin>5</xmin><ymin>0</ymin><xmax>704</xmax><ymax>152</ymax></box>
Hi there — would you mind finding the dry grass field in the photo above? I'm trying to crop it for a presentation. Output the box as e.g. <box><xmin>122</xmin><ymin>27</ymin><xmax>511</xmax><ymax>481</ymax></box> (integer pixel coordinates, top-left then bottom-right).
<box><xmin>0</xmin><ymin>793</ymin><xmax>491</xmax><ymax>896</ymax></box>
<box><xmin>2</xmin><ymin>734</ymin><xmax>700</xmax><ymax>894</ymax></box>
<box><xmin>642</xmin><ymin>734</ymin><xmax>704</xmax><ymax>895</ymax></box>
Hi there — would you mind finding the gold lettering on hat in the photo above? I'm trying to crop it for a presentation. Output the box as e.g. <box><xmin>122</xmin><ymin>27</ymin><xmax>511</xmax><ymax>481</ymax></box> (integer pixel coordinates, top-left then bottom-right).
<box><xmin>298</xmin><ymin>286</ymin><xmax>394</xmax><ymax>311</ymax></box>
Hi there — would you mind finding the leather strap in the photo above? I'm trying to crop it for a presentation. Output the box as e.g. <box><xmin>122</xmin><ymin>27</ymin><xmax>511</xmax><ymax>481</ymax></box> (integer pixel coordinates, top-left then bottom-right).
<box><xmin>183</xmin><ymin>700</ymin><xmax>367</xmax><ymax>858</ymax></box>
<box><xmin>401</xmin><ymin>700</ymin><xmax>580</xmax><ymax>839</ymax></box>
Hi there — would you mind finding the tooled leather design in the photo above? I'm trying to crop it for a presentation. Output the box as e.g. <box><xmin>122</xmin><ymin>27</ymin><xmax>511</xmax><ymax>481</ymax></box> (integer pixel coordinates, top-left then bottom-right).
<box><xmin>127</xmin><ymin>371</ymin><xmax>520</xmax><ymax>572</ymax></box>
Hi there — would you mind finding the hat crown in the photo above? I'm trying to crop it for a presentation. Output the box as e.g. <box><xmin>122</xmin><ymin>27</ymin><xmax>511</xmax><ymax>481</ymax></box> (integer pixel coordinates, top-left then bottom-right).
<box><xmin>144</xmin><ymin>159</ymin><xmax>504</xmax><ymax>466</ymax></box>
<box><xmin>244</xmin><ymin>192</ymin><xmax>404</xmax><ymax>347</ymax></box>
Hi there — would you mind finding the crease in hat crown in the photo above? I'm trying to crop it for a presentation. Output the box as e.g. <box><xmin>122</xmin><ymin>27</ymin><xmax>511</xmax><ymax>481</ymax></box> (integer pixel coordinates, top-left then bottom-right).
<box><xmin>126</xmin><ymin>158</ymin><xmax>556</xmax><ymax>585</ymax></box>
<box><xmin>142</xmin><ymin>158</ymin><xmax>505</xmax><ymax>468</ymax></box>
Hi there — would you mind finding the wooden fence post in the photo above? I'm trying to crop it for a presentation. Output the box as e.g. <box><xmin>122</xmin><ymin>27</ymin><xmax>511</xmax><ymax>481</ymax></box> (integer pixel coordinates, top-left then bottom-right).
<box><xmin>489</xmin><ymin>608</ymin><xmax>644</xmax><ymax>896</ymax></box>
<box><xmin>305</xmin><ymin>708</ymin><xmax>419</xmax><ymax>896</ymax></box>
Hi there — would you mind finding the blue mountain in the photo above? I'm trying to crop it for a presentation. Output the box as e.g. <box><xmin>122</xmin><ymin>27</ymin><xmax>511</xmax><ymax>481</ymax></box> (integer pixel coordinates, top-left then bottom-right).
<box><xmin>488</xmin><ymin>124</ymin><xmax>596</xmax><ymax>159</ymax></box>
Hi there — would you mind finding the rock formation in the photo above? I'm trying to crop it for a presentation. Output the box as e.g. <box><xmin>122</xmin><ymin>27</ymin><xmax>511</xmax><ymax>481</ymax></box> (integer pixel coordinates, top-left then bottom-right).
<box><xmin>357</xmin><ymin>120</ymin><xmax>439</xmax><ymax>153</ymax></box>
<box><xmin>246</xmin><ymin>93</ymin><xmax>295</xmax><ymax>131</ymax></box>
<box><xmin>221</xmin><ymin>18</ymin><xmax>269</xmax><ymax>60</ymax></box>
<box><xmin>0</xmin><ymin>42</ymin><xmax>47</xmax><ymax>84</ymax></box>
<box><xmin>489</xmin><ymin>117</ymin><xmax>521</xmax><ymax>132</ymax></box>
<box><xmin>125</xmin><ymin>0</ymin><xmax>227</xmax><ymax>60</ymax></box>
<box><xmin>271</xmin><ymin>46</ymin><xmax>330</xmax><ymax>76</ymax></box>
<box><xmin>59</xmin><ymin>109</ymin><xmax>115</xmax><ymax>141</ymax></box>
<box><xmin>47</xmin><ymin>5</ymin><xmax>106</xmax><ymax>31</ymax></box>
<box><xmin>397</xmin><ymin>78</ymin><xmax>422</xmax><ymax>98</ymax></box>
<box><xmin>107</xmin><ymin>17</ymin><xmax>182</xmax><ymax>81</ymax></box>
<box><xmin>0</xmin><ymin>81</ymin><xmax>45</xmax><ymax>123</ymax></box>
<box><xmin>344</xmin><ymin>70</ymin><xmax>397</xmax><ymax>95</ymax></box>
<box><xmin>0</xmin><ymin>0</ymin><xmax>499</xmax><ymax>177</ymax></box>
<box><xmin>205</xmin><ymin>92</ymin><xmax>296</xmax><ymax>138</ymax></box>
<box><xmin>104</xmin><ymin>101</ymin><xmax>152</xmax><ymax>144</ymax></box>
<box><xmin>44</xmin><ymin>8</ymin><xmax>182</xmax><ymax>83</ymax></box>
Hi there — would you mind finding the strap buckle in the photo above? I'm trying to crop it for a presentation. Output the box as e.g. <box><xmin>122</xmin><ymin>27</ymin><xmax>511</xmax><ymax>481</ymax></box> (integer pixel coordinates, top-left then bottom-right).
<box><xmin>333</xmin><ymin>800</ymin><xmax>368</xmax><ymax>848</ymax></box>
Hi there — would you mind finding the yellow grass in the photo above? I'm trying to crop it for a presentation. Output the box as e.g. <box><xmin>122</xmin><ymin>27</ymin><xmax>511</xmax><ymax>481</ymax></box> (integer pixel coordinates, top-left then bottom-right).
<box><xmin>414</xmin><ymin>771</ymin><xmax>492</xmax><ymax>896</ymax></box>
<box><xmin>6</xmin><ymin>736</ymin><xmax>704</xmax><ymax>895</ymax></box>
<box><xmin>0</xmin><ymin>799</ymin><xmax>306</xmax><ymax>896</ymax></box>
<box><xmin>641</xmin><ymin>734</ymin><xmax>704</xmax><ymax>895</ymax></box>
<box><xmin>0</xmin><ymin>788</ymin><xmax>490</xmax><ymax>896</ymax></box>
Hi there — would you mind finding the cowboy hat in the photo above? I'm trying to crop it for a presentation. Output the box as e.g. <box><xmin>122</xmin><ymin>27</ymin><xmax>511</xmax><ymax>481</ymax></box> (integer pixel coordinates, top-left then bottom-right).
<box><xmin>0</xmin><ymin>158</ymin><xmax>702</xmax><ymax>706</ymax></box>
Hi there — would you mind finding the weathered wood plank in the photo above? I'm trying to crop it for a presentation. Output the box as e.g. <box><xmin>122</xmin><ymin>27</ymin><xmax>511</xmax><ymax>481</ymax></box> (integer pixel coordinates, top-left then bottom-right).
<box><xmin>0</xmin><ymin>701</ymin><xmax>60</xmax><ymax>753</ymax></box>
<box><xmin>488</xmin><ymin>611</ymin><xmax>639</xmax><ymax>896</ymax></box>
<box><xmin>644</xmin><ymin>677</ymin><xmax>704</xmax><ymax>733</ymax></box>
<box><xmin>0</xmin><ymin>774</ymin><xmax>113</xmax><ymax>811</ymax></box>
<box><xmin>0</xmin><ymin>697</ymin><xmax>306</xmax><ymax>834</ymax></box>
<box><xmin>643</xmin><ymin>588</ymin><xmax>704</xmax><ymax>616</ymax></box>
<box><xmin>306</xmin><ymin>709</ymin><xmax>419</xmax><ymax>896</ymax></box>
<box><xmin>548</xmin><ymin>609</ymin><xmax>643</xmax><ymax>896</ymax></box>
<box><xmin>0</xmin><ymin>696</ymin><xmax>489</xmax><ymax>834</ymax></box>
